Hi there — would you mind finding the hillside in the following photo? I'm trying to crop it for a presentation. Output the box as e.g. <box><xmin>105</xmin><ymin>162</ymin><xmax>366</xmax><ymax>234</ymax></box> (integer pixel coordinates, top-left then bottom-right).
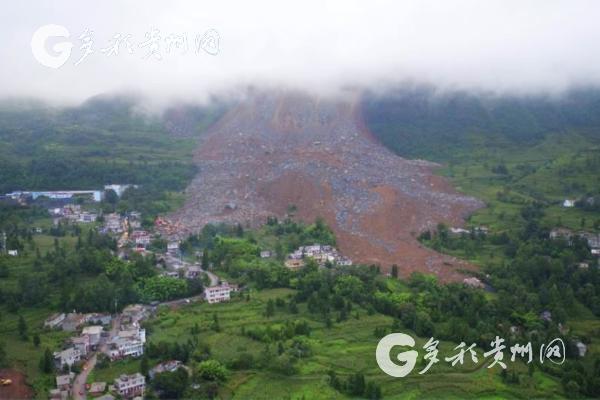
<box><xmin>163</xmin><ymin>90</ymin><xmax>483</xmax><ymax>281</ymax></box>
<box><xmin>362</xmin><ymin>86</ymin><xmax>600</xmax><ymax>161</ymax></box>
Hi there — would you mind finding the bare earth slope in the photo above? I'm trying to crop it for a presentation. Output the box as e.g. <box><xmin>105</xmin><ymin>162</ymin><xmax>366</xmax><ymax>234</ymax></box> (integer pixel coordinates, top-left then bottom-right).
<box><xmin>165</xmin><ymin>90</ymin><xmax>484</xmax><ymax>282</ymax></box>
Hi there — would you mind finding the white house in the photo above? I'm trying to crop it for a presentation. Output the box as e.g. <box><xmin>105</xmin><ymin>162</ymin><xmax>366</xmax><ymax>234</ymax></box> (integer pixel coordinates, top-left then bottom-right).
<box><xmin>114</xmin><ymin>373</ymin><xmax>145</xmax><ymax>398</ymax></box>
<box><xmin>71</xmin><ymin>335</ymin><xmax>91</xmax><ymax>356</ymax></box>
<box><xmin>54</xmin><ymin>347</ymin><xmax>81</xmax><ymax>368</ymax></box>
<box><xmin>7</xmin><ymin>250</ymin><xmax>18</xmax><ymax>256</ymax></box>
<box><xmin>260</xmin><ymin>250</ymin><xmax>272</xmax><ymax>258</ymax></box>
<box><xmin>107</xmin><ymin>337</ymin><xmax>144</xmax><ymax>360</ymax></box>
<box><xmin>563</xmin><ymin>199</ymin><xmax>575</xmax><ymax>208</ymax></box>
<box><xmin>204</xmin><ymin>282</ymin><xmax>234</xmax><ymax>304</ymax></box>
<box><xmin>82</xmin><ymin>326</ymin><xmax>103</xmax><ymax>346</ymax></box>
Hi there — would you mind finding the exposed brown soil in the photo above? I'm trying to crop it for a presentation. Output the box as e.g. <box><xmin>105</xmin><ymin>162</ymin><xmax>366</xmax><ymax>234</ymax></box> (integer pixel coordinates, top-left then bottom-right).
<box><xmin>164</xmin><ymin>90</ymin><xmax>484</xmax><ymax>282</ymax></box>
<box><xmin>0</xmin><ymin>369</ymin><xmax>33</xmax><ymax>400</ymax></box>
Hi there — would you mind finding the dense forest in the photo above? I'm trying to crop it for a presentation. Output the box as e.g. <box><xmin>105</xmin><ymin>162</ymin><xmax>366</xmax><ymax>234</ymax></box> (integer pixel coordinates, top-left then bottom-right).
<box><xmin>0</xmin><ymin>94</ymin><xmax>226</xmax><ymax>194</ymax></box>
<box><xmin>362</xmin><ymin>86</ymin><xmax>600</xmax><ymax>160</ymax></box>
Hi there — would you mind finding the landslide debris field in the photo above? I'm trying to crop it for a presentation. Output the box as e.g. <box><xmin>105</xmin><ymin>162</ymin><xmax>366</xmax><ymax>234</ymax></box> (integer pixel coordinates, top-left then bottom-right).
<box><xmin>166</xmin><ymin>91</ymin><xmax>484</xmax><ymax>281</ymax></box>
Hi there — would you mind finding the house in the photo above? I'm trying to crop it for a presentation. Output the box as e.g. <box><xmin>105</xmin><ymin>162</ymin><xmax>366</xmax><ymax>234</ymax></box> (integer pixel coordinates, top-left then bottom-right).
<box><xmin>204</xmin><ymin>282</ymin><xmax>234</xmax><ymax>304</ymax></box>
<box><xmin>118</xmin><ymin>327</ymin><xmax>146</xmax><ymax>344</ymax></box>
<box><xmin>62</xmin><ymin>313</ymin><xmax>86</xmax><ymax>332</ymax></box>
<box><xmin>450</xmin><ymin>227</ymin><xmax>470</xmax><ymax>235</ymax></box>
<box><xmin>103</xmin><ymin>213</ymin><xmax>124</xmax><ymax>234</ymax></box>
<box><xmin>121</xmin><ymin>304</ymin><xmax>148</xmax><ymax>324</ymax></box>
<box><xmin>337</xmin><ymin>257</ymin><xmax>353</xmax><ymax>266</ymax></box>
<box><xmin>82</xmin><ymin>326</ymin><xmax>103</xmax><ymax>346</ymax></box>
<box><xmin>89</xmin><ymin>382</ymin><xmax>107</xmax><ymax>396</ymax></box>
<box><xmin>185</xmin><ymin>266</ymin><xmax>203</xmax><ymax>279</ymax></box>
<box><xmin>7</xmin><ymin>250</ymin><xmax>18</xmax><ymax>256</ymax></box>
<box><xmin>463</xmin><ymin>277</ymin><xmax>485</xmax><ymax>289</ymax></box>
<box><xmin>78</xmin><ymin>212</ymin><xmax>98</xmax><ymax>223</ymax></box>
<box><xmin>162</xmin><ymin>271</ymin><xmax>180</xmax><ymax>278</ymax></box>
<box><xmin>54</xmin><ymin>347</ymin><xmax>81</xmax><ymax>368</ymax></box>
<box><xmin>549</xmin><ymin>228</ymin><xmax>573</xmax><ymax>242</ymax></box>
<box><xmin>86</xmin><ymin>313</ymin><xmax>112</xmax><ymax>326</ymax></box>
<box><xmin>106</xmin><ymin>337</ymin><xmax>144</xmax><ymax>360</ymax></box>
<box><xmin>581</xmin><ymin>232</ymin><xmax>600</xmax><ymax>249</ymax></box>
<box><xmin>49</xmin><ymin>388</ymin><xmax>68</xmax><ymax>400</ymax></box>
<box><xmin>575</xmin><ymin>341</ymin><xmax>587</xmax><ymax>357</ymax></box>
<box><xmin>167</xmin><ymin>241</ymin><xmax>180</xmax><ymax>255</ymax></box>
<box><xmin>286</xmin><ymin>244</ymin><xmax>351</xmax><ymax>268</ymax></box>
<box><xmin>71</xmin><ymin>335</ymin><xmax>90</xmax><ymax>356</ymax></box>
<box><xmin>563</xmin><ymin>199</ymin><xmax>575</xmax><ymax>208</ymax></box>
<box><xmin>44</xmin><ymin>313</ymin><xmax>66</xmax><ymax>329</ymax></box>
<box><xmin>114</xmin><ymin>373</ymin><xmax>145</xmax><ymax>398</ymax></box>
<box><xmin>55</xmin><ymin>373</ymin><xmax>75</xmax><ymax>392</ymax></box>
<box><xmin>131</xmin><ymin>231</ymin><xmax>151</xmax><ymax>247</ymax></box>
<box><xmin>260</xmin><ymin>250</ymin><xmax>272</xmax><ymax>258</ymax></box>
<box><xmin>149</xmin><ymin>360</ymin><xmax>183</xmax><ymax>379</ymax></box>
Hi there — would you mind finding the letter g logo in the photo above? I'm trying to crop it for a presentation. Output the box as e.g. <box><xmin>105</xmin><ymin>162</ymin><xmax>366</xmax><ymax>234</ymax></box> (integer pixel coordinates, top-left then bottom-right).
<box><xmin>31</xmin><ymin>24</ymin><xmax>73</xmax><ymax>68</ymax></box>
<box><xmin>376</xmin><ymin>333</ymin><xmax>418</xmax><ymax>377</ymax></box>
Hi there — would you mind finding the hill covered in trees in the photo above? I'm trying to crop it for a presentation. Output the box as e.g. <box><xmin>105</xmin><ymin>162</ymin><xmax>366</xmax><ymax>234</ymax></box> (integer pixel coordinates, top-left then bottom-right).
<box><xmin>362</xmin><ymin>86</ymin><xmax>600</xmax><ymax>160</ymax></box>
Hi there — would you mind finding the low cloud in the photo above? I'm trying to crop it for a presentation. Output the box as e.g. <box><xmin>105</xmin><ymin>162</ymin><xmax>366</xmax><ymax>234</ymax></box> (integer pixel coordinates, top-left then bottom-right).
<box><xmin>1</xmin><ymin>0</ymin><xmax>600</xmax><ymax>104</ymax></box>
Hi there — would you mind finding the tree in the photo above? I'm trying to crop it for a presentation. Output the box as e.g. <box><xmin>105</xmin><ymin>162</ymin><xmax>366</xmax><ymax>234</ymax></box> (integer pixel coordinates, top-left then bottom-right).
<box><xmin>152</xmin><ymin>368</ymin><xmax>189</xmax><ymax>399</ymax></box>
<box><xmin>33</xmin><ymin>333</ymin><xmax>40</xmax><ymax>347</ymax></box>
<box><xmin>212</xmin><ymin>313</ymin><xmax>220</xmax><ymax>332</ymax></box>
<box><xmin>391</xmin><ymin>264</ymin><xmax>398</xmax><ymax>278</ymax></box>
<box><xmin>196</xmin><ymin>360</ymin><xmax>227</xmax><ymax>382</ymax></box>
<box><xmin>39</xmin><ymin>348</ymin><xmax>54</xmax><ymax>373</ymax></box>
<box><xmin>104</xmin><ymin>189</ymin><xmax>119</xmax><ymax>205</ymax></box>
<box><xmin>265</xmin><ymin>299</ymin><xmax>275</xmax><ymax>317</ymax></box>
<box><xmin>201</xmin><ymin>250</ymin><xmax>210</xmax><ymax>270</ymax></box>
<box><xmin>18</xmin><ymin>314</ymin><xmax>28</xmax><ymax>340</ymax></box>
<box><xmin>141</xmin><ymin>356</ymin><xmax>149</xmax><ymax>377</ymax></box>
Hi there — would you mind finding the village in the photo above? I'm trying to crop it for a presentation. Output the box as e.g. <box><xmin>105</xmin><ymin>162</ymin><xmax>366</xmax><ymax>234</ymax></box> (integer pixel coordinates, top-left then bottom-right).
<box><xmin>23</xmin><ymin>186</ymin><xmax>353</xmax><ymax>399</ymax></box>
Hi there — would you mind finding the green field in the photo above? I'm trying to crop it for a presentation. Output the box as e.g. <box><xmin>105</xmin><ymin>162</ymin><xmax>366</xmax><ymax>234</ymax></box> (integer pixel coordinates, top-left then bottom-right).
<box><xmin>109</xmin><ymin>288</ymin><xmax>563</xmax><ymax>399</ymax></box>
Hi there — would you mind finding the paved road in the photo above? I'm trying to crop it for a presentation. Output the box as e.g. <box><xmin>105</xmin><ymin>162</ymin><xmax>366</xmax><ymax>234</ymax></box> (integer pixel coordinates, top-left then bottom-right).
<box><xmin>72</xmin><ymin>354</ymin><xmax>96</xmax><ymax>400</ymax></box>
<box><xmin>72</xmin><ymin>316</ymin><xmax>120</xmax><ymax>399</ymax></box>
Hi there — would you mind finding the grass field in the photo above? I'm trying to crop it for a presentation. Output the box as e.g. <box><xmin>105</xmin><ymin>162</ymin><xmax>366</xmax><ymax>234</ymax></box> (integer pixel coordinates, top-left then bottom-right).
<box><xmin>119</xmin><ymin>289</ymin><xmax>565</xmax><ymax>399</ymax></box>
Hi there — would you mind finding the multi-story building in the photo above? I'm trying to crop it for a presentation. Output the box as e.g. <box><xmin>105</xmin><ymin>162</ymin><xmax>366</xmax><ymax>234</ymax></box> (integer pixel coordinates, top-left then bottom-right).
<box><xmin>204</xmin><ymin>282</ymin><xmax>234</xmax><ymax>304</ymax></box>
<box><xmin>114</xmin><ymin>373</ymin><xmax>145</xmax><ymax>398</ymax></box>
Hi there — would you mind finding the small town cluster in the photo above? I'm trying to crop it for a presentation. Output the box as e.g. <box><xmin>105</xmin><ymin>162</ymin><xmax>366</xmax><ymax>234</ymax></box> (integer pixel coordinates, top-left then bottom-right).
<box><xmin>283</xmin><ymin>244</ymin><xmax>353</xmax><ymax>270</ymax></box>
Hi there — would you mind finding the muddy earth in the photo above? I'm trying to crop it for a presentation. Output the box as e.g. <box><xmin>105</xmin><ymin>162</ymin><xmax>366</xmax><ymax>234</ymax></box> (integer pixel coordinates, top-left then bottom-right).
<box><xmin>164</xmin><ymin>90</ymin><xmax>484</xmax><ymax>282</ymax></box>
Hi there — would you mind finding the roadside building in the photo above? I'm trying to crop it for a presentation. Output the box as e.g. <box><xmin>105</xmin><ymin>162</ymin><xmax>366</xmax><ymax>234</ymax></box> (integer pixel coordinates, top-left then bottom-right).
<box><xmin>204</xmin><ymin>282</ymin><xmax>234</xmax><ymax>304</ymax></box>
<box><xmin>185</xmin><ymin>266</ymin><xmax>203</xmax><ymax>279</ymax></box>
<box><xmin>71</xmin><ymin>335</ymin><xmax>90</xmax><ymax>357</ymax></box>
<box><xmin>89</xmin><ymin>382</ymin><xmax>107</xmax><ymax>396</ymax></box>
<box><xmin>82</xmin><ymin>325</ymin><xmax>103</xmax><ymax>347</ymax></box>
<box><xmin>53</xmin><ymin>347</ymin><xmax>81</xmax><ymax>368</ymax></box>
<box><xmin>114</xmin><ymin>373</ymin><xmax>145</xmax><ymax>398</ymax></box>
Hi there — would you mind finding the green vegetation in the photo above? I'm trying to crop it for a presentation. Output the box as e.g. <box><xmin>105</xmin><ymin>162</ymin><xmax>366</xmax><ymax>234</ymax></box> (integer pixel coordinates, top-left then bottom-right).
<box><xmin>365</xmin><ymin>89</ymin><xmax>600</xmax><ymax>398</ymax></box>
<box><xmin>0</xmin><ymin>96</ymin><xmax>224</xmax><ymax>220</ymax></box>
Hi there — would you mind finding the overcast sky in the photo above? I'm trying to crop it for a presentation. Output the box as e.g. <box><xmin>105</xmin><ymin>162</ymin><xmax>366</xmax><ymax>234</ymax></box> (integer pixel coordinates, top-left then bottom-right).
<box><xmin>2</xmin><ymin>0</ymin><xmax>600</xmax><ymax>104</ymax></box>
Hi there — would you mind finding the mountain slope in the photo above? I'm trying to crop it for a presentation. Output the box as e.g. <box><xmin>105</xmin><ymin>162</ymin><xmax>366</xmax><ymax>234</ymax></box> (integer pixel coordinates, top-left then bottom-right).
<box><xmin>164</xmin><ymin>90</ymin><xmax>483</xmax><ymax>281</ymax></box>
